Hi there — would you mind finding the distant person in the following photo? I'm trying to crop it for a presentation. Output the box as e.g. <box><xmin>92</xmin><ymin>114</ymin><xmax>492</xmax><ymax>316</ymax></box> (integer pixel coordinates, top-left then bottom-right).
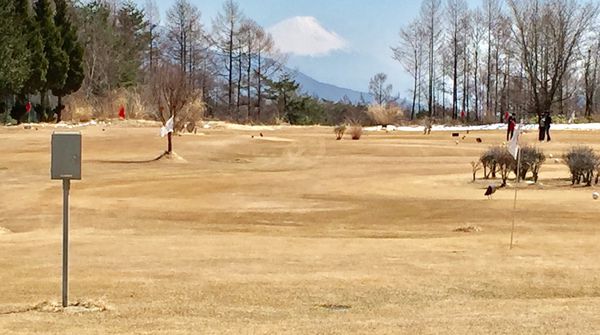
<box><xmin>544</xmin><ymin>112</ymin><xmax>552</xmax><ymax>142</ymax></box>
<box><xmin>538</xmin><ymin>114</ymin><xmax>546</xmax><ymax>141</ymax></box>
<box><xmin>507</xmin><ymin>113</ymin><xmax>516</xmax><ymax>141</ymax></box>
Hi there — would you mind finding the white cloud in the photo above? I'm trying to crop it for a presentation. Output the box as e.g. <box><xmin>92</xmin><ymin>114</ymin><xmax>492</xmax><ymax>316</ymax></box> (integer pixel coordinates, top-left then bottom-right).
<box><xmin>268</xmin><ymin>16</ymin><xmax>347</xmax><ymax>57</ymax></box>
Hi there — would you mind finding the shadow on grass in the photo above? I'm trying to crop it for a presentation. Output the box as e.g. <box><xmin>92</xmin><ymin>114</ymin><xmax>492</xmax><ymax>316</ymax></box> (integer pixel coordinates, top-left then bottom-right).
<box><xmin>91</xmin><ymin>151</ymin><xmax>169</xmax><ymax>164</ymax></box>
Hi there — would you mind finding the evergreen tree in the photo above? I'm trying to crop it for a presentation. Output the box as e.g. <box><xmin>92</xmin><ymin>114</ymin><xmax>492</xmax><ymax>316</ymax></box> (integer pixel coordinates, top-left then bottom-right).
<box><xmin>14</xmin><ymin>0</ymin><xmax>48</xmax><ymax>97</ymax></box>
<box><xmin>53</xmin><ymin>0</ymin><xmax>84</xmax><ymax>121</ymax></box>
<box><xmin>0</xmin><ymin>1</ymin><xmax>30</xmax><ymax>95</ymax></box>
<box><xmin>35</xmin><ymin>0</ymin><xmax>69</xmax><ymax>119</ymax></box>
<box><xmin>263</xmin><ymin>73</ymin><xmax>300</xmax><ymax>121</ymax></box>
<box><xmin>116</xmin><ymin>1</ymin><xmax>149</xmax><ymax>87</ymax></box>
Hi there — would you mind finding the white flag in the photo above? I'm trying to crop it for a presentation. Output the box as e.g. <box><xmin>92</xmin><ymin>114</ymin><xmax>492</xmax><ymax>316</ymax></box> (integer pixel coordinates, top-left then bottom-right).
<box><xmin>160</xmin><ymin>116</ymin><xmax>174</xmax><ymax>137</ymax></box>
<box><xmin>508</xmin><ymin>124</ymin><xmax>521</xmax><ymax>160</ymax></box>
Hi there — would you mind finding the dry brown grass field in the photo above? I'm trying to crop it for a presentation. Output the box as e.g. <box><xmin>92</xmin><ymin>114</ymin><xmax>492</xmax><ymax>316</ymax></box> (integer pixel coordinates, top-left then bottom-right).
<box><xmin>1</xmin><ymin>124</ymin><xmax>600</xmax><ymax>334</ymax></box>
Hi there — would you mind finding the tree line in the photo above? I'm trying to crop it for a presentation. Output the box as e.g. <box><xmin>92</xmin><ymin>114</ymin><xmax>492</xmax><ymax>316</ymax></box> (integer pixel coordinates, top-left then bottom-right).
<box><xmin>0</xmin><ymin>0</ymin><xmax>83</xmax><ymax>122</ymax></box>
<box><xmin>0</xmin><ymin>0</ymin><xmax>373</xmax><ymax>126</ymax></box>
<box><xmin>393</xmin><ymin>0</ymin><xmax>600</xmax><ymax>122</ymax></box>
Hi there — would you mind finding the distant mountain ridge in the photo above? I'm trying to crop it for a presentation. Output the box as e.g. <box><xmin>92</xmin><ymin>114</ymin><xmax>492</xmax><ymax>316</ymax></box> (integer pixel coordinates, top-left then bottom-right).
<box><xmin>289</xmin><ymin>70</ymin><xmax>373</xmax><ymax>104</ymax></box>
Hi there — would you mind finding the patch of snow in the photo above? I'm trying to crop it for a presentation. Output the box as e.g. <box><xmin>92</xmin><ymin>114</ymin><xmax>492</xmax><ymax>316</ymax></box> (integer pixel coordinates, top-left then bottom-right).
<box><xmin>364</xmin><ymin>123</ymin><xmax>600</xmax><ymax>132</ymax></box>
<box><xmin>201</xmin><ymin>121</ymin><xmax>278</xmax><ymax>131</ymax></box>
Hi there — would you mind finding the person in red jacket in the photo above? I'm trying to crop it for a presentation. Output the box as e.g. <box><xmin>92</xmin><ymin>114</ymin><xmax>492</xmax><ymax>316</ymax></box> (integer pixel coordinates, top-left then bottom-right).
<box><xmin>507</xmin><ymin>113</ymin><xmax>516</xmax><ymax>141</ymax></box>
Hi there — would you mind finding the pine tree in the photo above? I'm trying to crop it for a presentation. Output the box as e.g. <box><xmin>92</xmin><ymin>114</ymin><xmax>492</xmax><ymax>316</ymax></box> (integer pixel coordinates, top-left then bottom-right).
<box><xmin>116</xmin><ymin>1</ymin><xmax>149</xmax><ymax>87</ymax></box>
<box><xmin>14</xmin><ymin>0</ymin><xmax>48</xmax><ymax>97</ymax></box>
<box><xmin>53</xmin><ymin>0</ymin><xmax>84</xmax><ymax>121</ymax></box>
<box><xmin>35</xmin><ymin>0</ymin><xmax>69</xmax><ymax>119</ymax></box>
<box><xmin>263</xmin><ymin>73</ymin><xmax>300</xmax><ymax>121</ymax></box>
<box><xmin>0</xmin><ymin>1</ymin><xmax>30</xmax><ymax>95</ymax></box>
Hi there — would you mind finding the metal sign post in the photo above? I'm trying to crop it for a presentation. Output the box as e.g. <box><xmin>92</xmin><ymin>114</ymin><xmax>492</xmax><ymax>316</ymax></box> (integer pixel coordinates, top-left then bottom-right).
<box><xmin>62</xmin><ymin>179</ymin><xmax>70</xmax><ymax>307</ymax></box>
<box><xmin>51</xmin><ymin>132</ymin><xmax>81</xmax><ymax>308</ymax></box>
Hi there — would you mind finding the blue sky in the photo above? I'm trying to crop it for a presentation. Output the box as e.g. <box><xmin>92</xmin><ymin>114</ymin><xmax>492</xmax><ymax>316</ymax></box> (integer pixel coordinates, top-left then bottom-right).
<box><xmin>147</xmin><ymin>0</ymin><xmax>481</xmax><ymax>96</ymax></box>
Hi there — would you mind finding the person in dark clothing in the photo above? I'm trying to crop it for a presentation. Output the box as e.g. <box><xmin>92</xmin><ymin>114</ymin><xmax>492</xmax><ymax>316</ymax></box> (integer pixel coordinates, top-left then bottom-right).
<box><xmin>507</xmin><ymin>113</ymin><xmax>516</xmax><ymax>141</ymax></box>
<box><xmin>544</xmin><ymin>112</ymin><xmax>552</xmax><ymax>142</ymax></box>
<box><xmin>538</xmin><ymin>114</ymin><xmax>546</xmax><ymax>141</ymax></box>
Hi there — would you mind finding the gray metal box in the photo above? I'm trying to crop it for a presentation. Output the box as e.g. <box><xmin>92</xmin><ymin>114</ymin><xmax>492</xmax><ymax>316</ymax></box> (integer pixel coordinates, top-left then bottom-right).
<box><xmin>51</xmin><ymin>132</ymin><xmax>82</xmax><ymax>180</ymax></box>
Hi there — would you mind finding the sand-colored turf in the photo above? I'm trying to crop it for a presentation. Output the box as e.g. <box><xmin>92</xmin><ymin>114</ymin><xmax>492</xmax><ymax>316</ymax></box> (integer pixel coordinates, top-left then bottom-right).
<box><xmin>1</xmin><ymin>124</ymin><xmax>600</xmax><ymax>334</ymax></box>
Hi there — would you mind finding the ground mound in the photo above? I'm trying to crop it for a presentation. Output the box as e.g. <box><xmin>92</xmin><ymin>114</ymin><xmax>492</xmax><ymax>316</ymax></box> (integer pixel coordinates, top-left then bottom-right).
<box><xmin>0</xmin><ymin>300</ymin><xmax>109</xmax><ymax>315</ymax></box>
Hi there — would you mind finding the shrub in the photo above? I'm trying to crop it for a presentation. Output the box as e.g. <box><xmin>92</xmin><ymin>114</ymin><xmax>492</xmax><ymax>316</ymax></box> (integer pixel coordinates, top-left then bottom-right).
<box><xmin>349</xmin><ymin>124</ymin><xmax>363</xmax><ymax>140</ymax></box>
<box><xmin>479</xmin><ymin>146</ymin><xmax>516</xmax><ymax>186</ymax></box>
<box><xmin>367</xmin><ymin>104</ymin><xmax>403</xmax><ymax>125</ymax></box>
<box><xmin>175</xmin><ymin>91</ymin><xmax>205</xmax><ymax>132</ymax></box>
<box><xmin>496</xmin><ymin>149</ymin><xmax>516</xmax><ymax>187</ymax></box>
<box><xmin>516</xmin><ymin>145</ymin><xmax>546</xmax><ymax>182</ymax></box>
<box><xmin>480</xmin><ymin>146</ymin><xmax>505</xmax><ymax>179</ymax></box>
<box><xmin>0</xmin><ymin>111</ymin><xmax>16</xmax><ymax>125</ymax></box>
<box><xmin>471</xmin><ymin>161</ymin><xmax>482</xmax><ymax>182</ymax></box>
<box><xmin>334</xmin><ymin>124</ymin><xmax>346</xmax><ymax>140</ymax></box>
<box><xmin>563</xmin><ymin>146</ymin><xmax>599</xmax><ymax>186</ymax></box>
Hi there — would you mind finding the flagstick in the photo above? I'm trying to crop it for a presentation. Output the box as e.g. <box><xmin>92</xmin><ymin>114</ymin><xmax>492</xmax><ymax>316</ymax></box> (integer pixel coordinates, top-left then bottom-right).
<box><xmin>509</xmin><ymin>145</ymin><xmax>522</xmax><ymax>250</ymax></box>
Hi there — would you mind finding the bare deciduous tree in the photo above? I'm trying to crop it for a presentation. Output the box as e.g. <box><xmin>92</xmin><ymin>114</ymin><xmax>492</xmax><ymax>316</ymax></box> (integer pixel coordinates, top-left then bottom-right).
<box><xmin>369</xmin><ymin>73</ymin><xmax>394</xmax><ymax>106</ymax></box>
<box><xmin>421</xmin><ymin>0</ymin><xmax>443</xmax><ymax>117</ymax></box>
<box><xmin>508</xmin><ymin>0</ymin><xmax>599</xmax><ymax>119</ymax></box>
<box><xmin>212</xmin><ymin>0</ymin><xmax>244</xmax><ymax>115</ymax></box>
<box><xmin>153</xmin><ymin>64</ymin><xmax>198</xmax><ymax>153</ymax></box>
<box><xmin>392</xmin><ymin>19</ymin><xmax>425</xmax><ymax>120</ymax></box>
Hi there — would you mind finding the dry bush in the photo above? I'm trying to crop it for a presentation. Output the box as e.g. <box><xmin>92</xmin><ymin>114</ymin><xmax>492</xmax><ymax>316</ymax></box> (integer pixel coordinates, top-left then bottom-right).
<box><xmin>480</xmin><ymin>146</ymin><xmax>504</xmax><ymax>179</ymax></box>
<box><xmin>175</xmin><ymin>91</ymin><xmax>205</xmax><ymax>133</ymax></box>
<box><xmin>63</xmin><ymin>93</ymin><xmax>93</xmax><ymax>122</ymax></box>
<box><xmin>367</xmin><ymin>104</ymin><xmax>403</xmax><ymax>126</ymax></box>
<box><xmin>334</xmin><ymin>124</ymin><xmax>346</xmax><ymax>140</ymax></box>
<box><xmin>471</xmin><ymin>161</ymin><xmax>482</xmax><ymax>182</ymax></box>
<box><xmin>479</xmin><ymin>146</ymin><xmax>515</xmax><ymax>186</ymax></box>
<box><xmin>64</xmin><ymin>88</ymin><xmax>154</xmax><ymax>123</ymax></box>
<box><xmin>586</xmin><ymin>114</ymin><xmax>600</xmax><ymax>123</ymax></box>
<box><xmin>123</xmin><ymin>89</ymin><xmax>149</xmax><ymax>120</ymax></box>
<box><xmin>564</xmin><ymin>146</ymin><xmax>599</xmax><ymax>186</ymax></box>
<box><xmin>517</xmin><ymin>145</ymin><xmax>546</xmax><ymax>182</ymax></box>
<box><xmin>349</xmin><ymin>124</ymin><xmax>363</xmax><ymax>140</ymax></box>
<box><xmin>496</xmin><ymin>150</ymin><xmax>516</xmax><ymax>186</ymax></box>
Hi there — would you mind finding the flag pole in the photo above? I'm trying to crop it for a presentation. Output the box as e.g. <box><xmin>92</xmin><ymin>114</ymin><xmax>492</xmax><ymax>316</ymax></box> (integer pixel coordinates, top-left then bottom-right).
<box><xmin>509</xmin><ymin>122</ymin><xmax>522</xmax><ymax>250</ymax></box>
<box><xmin>509</xmin><ymin>147</ymin><xmax>521</xmax><ymax>250</ymax></box>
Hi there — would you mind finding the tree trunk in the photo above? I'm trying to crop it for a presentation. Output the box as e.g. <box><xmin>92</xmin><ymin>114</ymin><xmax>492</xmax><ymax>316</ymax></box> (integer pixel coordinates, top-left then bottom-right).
<box><xmin>452</xmin><ymin>30</ymin><xmax>458</xmax><ymax>120</ymax></box>
<box><xmin>167</xmin><ymin>132</ymin><xmax>172</xmax><ymax>153</ymax></box>
<box><xmin>40</xmin><ymin>90</ymin><xmax>48</xmax><ymax>122</ymax></box>
<box><xmin>57</xmin><ymin>95</ymin><xmax>63</xmax><ymax>123</ymax></box>
<box><xmin>462</xmin><ymin>38</ymin><xmax>468</xmax><ymax>121</ymax></box>
<box><xmin>237</xmin><ymin>51</ymin><xmax>242</xmax><ymax>120</ymax></box>
<box><xmin>474</xmin><ymin>49</ymin><xmax>479</xmax><ymax>121</ymax></box>
<box><xmin>228</xmin><ymin>22</ymin><xmax>234</xmax><ymax>114</ymax></box>
<box><xmin>486</xmin><ymin>27</ymin><xmax>492</xmax><ymax>120</ymax></box>
<box><xmin>247</xmin><ymin>46</ymin><xmax>252</xmax><ymax>121</ymax></box>
<box><xmin>257</xmin><ymin>52</ymin><xmax>262</xmax><ymax>120</ymax></box>
<box><xmin>428</xmin><ymin>12</ymin><xmax>434</xmax><ymax>117</ymax></box>
<box><xmin>494</xmin><ymin>47</ymin><xmax>500</xmax><ymax>122</ymax></box>
<box><xmin>411</xmin><ymin>59</ymin><xmax>418</xmax><ymax>120</ymax></box>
